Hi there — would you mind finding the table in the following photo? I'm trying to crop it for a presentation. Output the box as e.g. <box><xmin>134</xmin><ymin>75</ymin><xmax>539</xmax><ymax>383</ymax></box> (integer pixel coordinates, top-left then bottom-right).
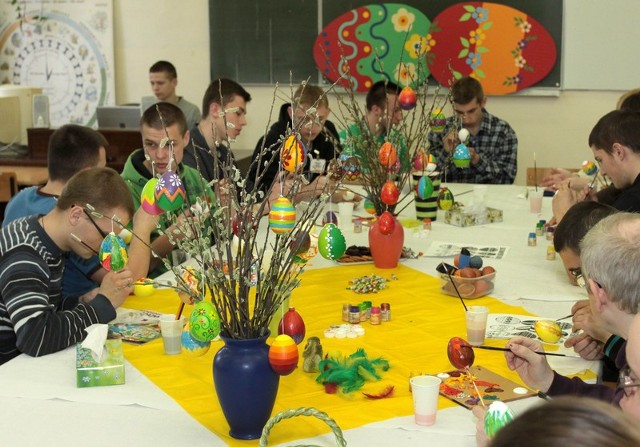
<box><xmin>0</xmin><ymin>184</ymin><xmax>595</xmax><ymax>446</ymax></box>
<box><xmin>0</xmin><ymin>165</ymin><xmax>48</xmax><ymax>187</ymax></box>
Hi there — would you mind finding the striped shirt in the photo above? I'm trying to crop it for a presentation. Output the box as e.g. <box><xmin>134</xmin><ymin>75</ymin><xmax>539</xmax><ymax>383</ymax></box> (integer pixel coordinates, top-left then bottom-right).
<box><xmin>428</xmin><ymin>110</ymin><xmax>518</xmax><ymax>184</ymax></box>
<box><xmin>0</xmin><ymin>216</ymin><xmax>116</xmax><ymax>365</ymax></box>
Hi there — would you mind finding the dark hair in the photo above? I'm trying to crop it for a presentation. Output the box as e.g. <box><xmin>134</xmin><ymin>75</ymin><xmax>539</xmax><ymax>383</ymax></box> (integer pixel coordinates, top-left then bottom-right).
<box><xmin>140</xmin><ymin>102</ymin><xmax>188</xmax><ymax>136</ymax></box>
<box><xmin>365</xmin><ymin>80</ymin><xmax>401</xmax><ymax>111</ymax></box>
<box><xmin>149</xmin><ymin>60</ymin><xmax>177</xmax><ymax>79</ymax></box>
<box><xmin>617</xmin><ymin>88</ymin><xmax>640</xmax><ymax>112</ymax></box>
<box><xmin>57</xmin><ymin>167</ymin><xmax>134</xmax><ymax>218</ymax></box>
<box><xmin>489</xmin><ymin>397</ymin><xmax>640</xmax><ymax>447</ymax></box>
<box><xmin>451</xmin><ymin>76</ymin><xmax>484</xmax><ymax>104</ymax></box>
<box><xmin>588</xmin><ymin>110</ymin><xmax>640</xmax><ymax>155</ymax></box>
<box><xmin>554</xmin><ymin>201</ymin><xmax>617</xmax><ymax>254</ymax></box>
<box><xmin>48</xmin><ymin>124</ymin><xmax>107</xmax><ymax>182</ymax></box>
<box><xmin>201</xmin><ymin>78</ymin><xmax>251</xmax><ymax>119</ymax></box>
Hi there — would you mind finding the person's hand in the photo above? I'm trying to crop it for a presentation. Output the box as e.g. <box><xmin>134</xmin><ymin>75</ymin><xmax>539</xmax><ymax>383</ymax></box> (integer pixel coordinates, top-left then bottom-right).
<box><xmin>78</xmin><ymin>288</ymin><xmax>99</xmax><ymax>303</ymax></box>
<box><xmin>551</xmin><ymin>183</ymin><xmax>579</xmax><ymax>222</ymax></box>
<box><xmin>569</xmin><ymin>299</ymin><xmax>612</xmax><ymax>343</ymax></box>
<box><xmin>564</xmin><ymin>332</ymin><xmax>604</xmax><ymax>360</ymax></box>
<box><xmin>468</xmin><ymin>147</ymin><xmax>481</xmax><ymax>165</ymax></box>
<box><xmin>540</xmin><ymin>168</ymin><xmax>573</xmax><ymax>188</ymax></box>
<box><xmin>472</xmin><ymin>405</ymin><xmax>490</xmax><ymax>447</ymax></box>
<box><xmin>132</xmin><ymin>207</ymin><xmax>160</xmax><ymax>235</ymax></box>
<box><xmin>443</xmin><ymin>129</ymin><xmax>457</xmax><ymax>154</ymax></box>
<box><xmin>97</xmin><ymin>268</ymin><xmax>134</xmax><ymax>308</ymax></box>
<box><xmin>504</xmin><ymin>336</ymin><xmax>554</xmax><ymax>392</ymax></box>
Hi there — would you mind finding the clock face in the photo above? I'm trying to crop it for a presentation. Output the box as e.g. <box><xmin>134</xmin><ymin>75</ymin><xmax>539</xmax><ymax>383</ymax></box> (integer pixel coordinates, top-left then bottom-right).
<box><xmin>0</xmin><ymin>11</ymin><xmax>110</xmax><ymax>127</ymax></box>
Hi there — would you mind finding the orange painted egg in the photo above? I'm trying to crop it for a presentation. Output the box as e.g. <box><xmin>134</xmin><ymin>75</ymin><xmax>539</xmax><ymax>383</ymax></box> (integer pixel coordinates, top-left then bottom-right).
<box><xmin>269</xmin><ymin>196</ymin><xmax>296</xmax><ymax>233</ymax></box>
<box><xmin>280</xmin><ymin>135</ymin><xmax>306</xmax><ymax>173</ymax></box>
<box><xmin>380</xmin><ymin>180</ymin><xmax>400</xmax><ymax>206</ymax></box>
<box><xmin>268</xmin><ymin>334</ymin><xmax>299</xmax><ymax>375</ymax></box>
<box><xmin>398</xmin><ymin>86</ymin><xmax>417</xmax><ymax>110</ymax></box>
<box><xmin>378</xmin><ymin>142</ymin><xmax>398</xmax><ymax>168</ymax></box>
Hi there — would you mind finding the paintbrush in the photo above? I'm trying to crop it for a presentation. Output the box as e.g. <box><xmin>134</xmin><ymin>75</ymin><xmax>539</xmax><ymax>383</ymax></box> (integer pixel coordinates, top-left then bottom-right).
<box><xmin>475</xmin><ymin>345</ymin><xmax>576</xmax><ymax>358</ymax></box>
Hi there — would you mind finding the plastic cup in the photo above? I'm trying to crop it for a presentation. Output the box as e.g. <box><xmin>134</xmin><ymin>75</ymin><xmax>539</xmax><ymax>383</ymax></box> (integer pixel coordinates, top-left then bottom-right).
<box><xmin>466</xmin><ymin>306</ymin><xmax>489</xmax><ymax>346</ymax></box>
<box><xmin>159</xmin><ymin>314</ymin><xmax>184</xmax><ymax>355</ymax></box>
<box><xmin>338</xmin><ymin>201</ymin><xmax>354</xmax><ymax>231</ymax></box>
<box><xmin>410</xmin><ymin>375</ymin><xmax>442</xmax><ymax>426</ymax></box>
<box><xmin>529</xmin><ymin>189</ymin><xmax>543</xmax><ymax>213</ymax></box>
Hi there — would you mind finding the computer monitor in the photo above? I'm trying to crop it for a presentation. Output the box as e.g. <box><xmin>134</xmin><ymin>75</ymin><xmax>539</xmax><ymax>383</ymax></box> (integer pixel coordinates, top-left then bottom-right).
<box><xmin>0</xmin><ymin>85</ymin><xmax>43</xmax><ymax>145</ymax></box>
<box><xmin>141</xmin><ymin>96</ymin><xmax>158</xmax><ymax>113</ymax></box>
<box><xmin>96</xmin><ymin>106</ymin><xmax>142</xmax><ymax>129</ymax></box>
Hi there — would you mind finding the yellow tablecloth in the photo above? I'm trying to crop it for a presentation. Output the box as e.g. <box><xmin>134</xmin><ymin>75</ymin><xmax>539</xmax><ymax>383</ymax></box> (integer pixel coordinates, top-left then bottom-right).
<box><xmin>122</xmin><ymin>264</ymin><xmax>542</xmax><ymax>446</ymax></box>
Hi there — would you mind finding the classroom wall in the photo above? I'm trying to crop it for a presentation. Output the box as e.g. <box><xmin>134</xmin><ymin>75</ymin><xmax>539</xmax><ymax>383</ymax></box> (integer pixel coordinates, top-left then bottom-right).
<box><xmin>113</xmin><ymin>0</ymin><xmax>625</xmax><ymax>186</ymax></box>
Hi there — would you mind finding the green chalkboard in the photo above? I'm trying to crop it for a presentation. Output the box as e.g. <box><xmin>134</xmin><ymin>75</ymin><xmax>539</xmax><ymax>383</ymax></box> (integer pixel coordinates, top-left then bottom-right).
<box><xmin>209</xmin><ymin>0</ymin><xmax>562</xmax><ymax>88</ymax></box>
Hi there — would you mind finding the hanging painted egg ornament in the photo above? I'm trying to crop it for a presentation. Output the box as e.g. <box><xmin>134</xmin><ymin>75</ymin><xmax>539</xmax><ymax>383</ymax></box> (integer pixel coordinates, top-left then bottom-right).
<box><xmin>416</xmin><ymin>176</ymin><xmax>434</xmax><ymax>199</ymax></box>
<box><xmin>318</xmin><ymin>223</ymin><xmax>347</xmax><ymax>260</ymax></box>
<box><xmin>458</xmin><ymin>128</ymin><xmax>470</xmax><ymax>143</ymax></box>
<box><xmin>268</xmin><ymin>196</ymin><xmax>296</xmax><ymax>233</ymax></box>
<box><xmin>181</xmin><ymin>323</ymin><xmax>211</xmax><ymax>357</ymax></box>
<box><xmin>178</xmin><ymin>267</ymin><xmax>202</xmax><ymax>305</ymax></box>
<box><xmin>413</xmin><ymin>149</ymin><xmax>429</xmax><ymax>171</ymax></box>
<box><xmin>377</xmin><ymin>211</ymin><xmax>396</xmax><ymax>235</ymax></box>
<box><xmin>447</xmin><ymin>337</ymin><xmax>475</xmax><ymax>370</ymax></box>
<box><xmin>99</xmin><ymin>232</ymin><xmax>128</xmax><ymax>272</ymax></box>
<box><xmin>280</xmin><ymin>135</ymin><xmax>306</xmax><ymax>173</ymax></box>
<box><xmin>341</xmin><ymin>155</ymin><xmax>361</xmax><ymax>181</ymax></box>
<box><xmin>364</xmin><ymin>197</ymin><xmax>376</xmax><ymax>215</ymax></box>
<box><xmin>582</xmin><ymin>160</ymin><xmax>598</xmax><ymax>176</ymax></box>
<box><xmin>277</xmin><ymin>307</ymin><xmax>306</xmax><ymax>344</ymax></box>
<box><xmin>189</xmin><ymin>301</ymin><xmax>221</xmax><ymax>343</ymax></box>
<box><xmin>155</xmin><ymin>171</ymin><xmax>186</xmax><ymax>212</ymax></box>
<box><xmin>140</xmin><ymin>178</ymin><xmax>163</xmax><ymax>215</ymax></box>
<box><xmin>380</xmin><ymin>180</ymin><xmax>400</xmax><ymax>206</ymax></box>
<box><xmin>453</xmin><ymin>143</ymin><xmax>471</xmax><ymax>168</ymax></box>
<box><xmin>378</xmin><ymin>142</ymin><xmax>398</xmax><ymax>168</ymax></box>
<box><xmin>268</xmin><ymin>334</ymin><xmax>299</xmax><ymax>376</ymax></box>
<box><xmin>437</xmin><ymin>187</ymin><xmax>455</xmax><ymax>210</ymax></box>
<box><xmin>430</xmin><ymin>109</ymin><xmax>447</xmax><ymax>133</ymax></box>
<box><xmin>398</xmin><ymin>86</ymin><xmax>417</xmax><ymax>110</ymax></box>
<box><xmin>484</xmin><ymin>401</ymin><xmax>515</xmax><ymax>438</ymax></box>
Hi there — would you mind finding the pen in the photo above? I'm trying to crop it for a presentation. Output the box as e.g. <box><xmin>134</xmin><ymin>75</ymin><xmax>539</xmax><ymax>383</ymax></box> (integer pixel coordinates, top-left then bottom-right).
<box><xmin>536</xmin><ymin>389</ymin><xmax>552</xmax><ymax>401</ymax></box>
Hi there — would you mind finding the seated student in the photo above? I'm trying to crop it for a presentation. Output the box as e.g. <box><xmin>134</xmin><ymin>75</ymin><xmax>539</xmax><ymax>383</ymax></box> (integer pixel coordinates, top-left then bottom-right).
<box><xmin>0</xmin><ymin>167</ymin><xmax>135</xmax><ymax>365</ymax></box>
<box><xmin>622</xmin><ymin>313</ymin><xmax>640</xmax><ymax>420</ymax></box>
<box><xmin>428</xmin><ymin>76</ymin><xmax>517</xmax><ymax>184</ymax></box>
<box><xmin>502</xmin><ymin>213</ymin><xmax>640</xmax><ymax>406</ymax></box>
<box><xmin>250</xmin><ymin>84</ymin><xmax>342</xmax><ymax>201</ymax></box>
<box><xmin>339</xmin><ymin>80</ymin><xmax>409</xmax><ymax>175</ymax></box>
<box><xmin>477</xmin><ymin>396</ymin><xmax>640</xmax><ymax>447</ymax></box>
<box><xmin>121</xmin><ymin>102</ymin><xmax>215</xmax><ymax>277</ymax></box>
<box><xmin>182</xmin><ymin>78</ymin><xmax>251</xmax><ymax>186</ymax></box>
<box><xmin>149</xmin><ymin>60</ymin><xmax>201</xmax><ymax>129</ymax></box>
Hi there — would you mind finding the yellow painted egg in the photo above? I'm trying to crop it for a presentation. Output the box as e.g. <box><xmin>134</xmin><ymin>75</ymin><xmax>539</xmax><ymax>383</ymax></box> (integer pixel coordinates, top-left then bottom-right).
<box><xmin>280</xmin><ymin>135</ymin><xmax>306</xmax><ymax>173</ymax></box>
<box><xmin>268</xmin><ymin>334</ymin><xmax>299</xmax><ymax>375</ymax></box>
<box><xmin>534</xmin><ymin>320</ymin><xmax>562</xmax><ymax>343</ymax></box>
<box><xmin>141</xmin><ymin>178</ymin><xmax>163</xmax><ymax>215</ymax></box>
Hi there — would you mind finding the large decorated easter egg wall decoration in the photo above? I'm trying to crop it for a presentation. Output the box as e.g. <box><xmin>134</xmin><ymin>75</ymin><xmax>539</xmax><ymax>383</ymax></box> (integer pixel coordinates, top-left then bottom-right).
<box><xmin>141</xmin><ymin>178</ymin><xmax>163</xmax><ymax>215</ymax></box>
<box><xmin>269</xmin><ymin>196</ymin><xmax>296</xmax><ymax>234</ymax></box>
<box><xmin>314</xmin><ymin>4</ymin><xmax>432</xmax><ymax>92</ymax></box>
<box><xmin>427</xmin><ymin>3</ymin><xmax>557</xmax><ymax>95</ymax></box>
<box><xmin>155</xmin><ymin>171</ymin><xmax>186</xmax><ymax>212</ymax></box>
<box><xmin>281</xmin><ymin>135</ymin><xmax>306</xmax><ymax>173</ymax></box>
<box><xmin>269</xmin><ymin>334</ymin><xmax>299</xmax><ymax>376</ymax></box>
<box><xmin>318</xmin><ymin>223</ymin><xmax>347</xmax><ymax>260</ymax></box>
<box><xmin>99</xmin><ymin>232</ymin><xmax>128</xmax><ymax>272</ymax></box>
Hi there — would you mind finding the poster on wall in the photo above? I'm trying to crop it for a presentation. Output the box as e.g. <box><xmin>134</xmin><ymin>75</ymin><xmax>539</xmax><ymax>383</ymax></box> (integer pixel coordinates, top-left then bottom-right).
<box><xmin>0</xmin><ymin>0</ymin><xmax>114</xmax><ymax>127</ymax></box>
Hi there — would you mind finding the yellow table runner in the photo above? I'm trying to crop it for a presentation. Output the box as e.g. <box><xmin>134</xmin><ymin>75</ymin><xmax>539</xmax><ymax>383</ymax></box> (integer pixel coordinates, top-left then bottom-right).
<box><xmin>122</xmin><ymin>264</ymin><xmax>568</xmax><ymax>446</ymax></box>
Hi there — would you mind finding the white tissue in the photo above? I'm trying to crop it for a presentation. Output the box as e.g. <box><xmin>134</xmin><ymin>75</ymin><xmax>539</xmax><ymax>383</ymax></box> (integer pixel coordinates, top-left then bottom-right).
<box><xmin>81</xmin><ymin>324</ymin><xmax>109</xmax><ymax>362</ymax></box>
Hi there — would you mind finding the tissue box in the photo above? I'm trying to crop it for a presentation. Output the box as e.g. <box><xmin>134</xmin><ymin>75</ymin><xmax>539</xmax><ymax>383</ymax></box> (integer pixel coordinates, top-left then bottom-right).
<box><xmin>443</xmin><ymin>207</ymin><xmax>503</xmax><ymax>227</ymax></box>
<box><xmin>76</xmin><ymin>339</ymin><xmax>125</xmax><ymax>387</ymax></box>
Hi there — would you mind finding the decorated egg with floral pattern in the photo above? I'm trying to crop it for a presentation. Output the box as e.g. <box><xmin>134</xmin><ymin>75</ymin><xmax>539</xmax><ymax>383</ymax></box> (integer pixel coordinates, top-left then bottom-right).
<box><xmin>268</xmin><ymin>334</ymin><xmax>299</xmax><ymax>375</ymax></box>
<box><xmin>99</xmin><ymin>232</ymin><xmax>128</xmax><ymax>272</ymax></box>
<box><xmin>380</xmin><ymin>180</ymin><xmax>400</xmax><ymax>206</ymax></box>
<box><xmin>416</xmin><ymin>175</ymin><xmax>434</xmax><ymax>199</ymax></box>
<box><xmin>181</xmin><ymin>323</ymin><xmax>211</xmax><ymax>357</ymax></box>
<box><xmin>318</xmin><ymin>223</ymin><xmax>347</xmax><ymax>260</ymax></box>
<box><xmin>453</xmin><ymin>143</ymin><xmax>471</xmax><ymax>168</ymax></box>
<box><xmin>155</xmin><ymin>171</ymin><xmax>186</xmax><ymax>212</ymax></box>
<box><xmin>377</xmin><ymin>211</ymin><xmax>396</xmax><ymax>235</ymax></box>
<box><xmin>141</xmin><ymin>178</ymin><xmax>163</xmax><ymax>215</ymax></box>
<box><xmin>280</xmin><ymin>135</ymin><xmax>306</xmax><ymax>173</ymax></box>
<box><xmin>189</xmin><ymin>301</ymin><xmax>221</xmax><ymax>343</ymax></box>
<box><xmin>269</xmin><ymin>196</ymin><xmax>296</xmax><ymax>233</ymax></box>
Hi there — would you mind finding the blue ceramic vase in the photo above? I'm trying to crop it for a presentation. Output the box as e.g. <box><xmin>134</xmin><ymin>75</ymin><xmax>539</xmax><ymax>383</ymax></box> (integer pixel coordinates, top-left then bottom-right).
<box><xmin>213</xmin><ymin>333</ymin><xmax>280</xmax><ymax>440</ymax></box>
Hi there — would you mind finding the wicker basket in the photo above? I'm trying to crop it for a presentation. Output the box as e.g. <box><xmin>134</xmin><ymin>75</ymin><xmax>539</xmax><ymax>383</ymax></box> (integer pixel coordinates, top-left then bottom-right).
<box><xmin>258</xmin><ymin>407</ymin><xmax>347</xmax><ymax>447</ymax></box>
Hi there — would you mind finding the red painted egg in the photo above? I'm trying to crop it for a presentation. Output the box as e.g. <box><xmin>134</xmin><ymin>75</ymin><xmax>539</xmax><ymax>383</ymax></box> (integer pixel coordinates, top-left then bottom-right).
<box><xmin>277</xmin><ymin>307</ymin><xmax>306</xmax><ymax>345</ymax></box>
<box><xmin>378</xmin><ymin>142</ymin><xmax>398</xmax><ymax>168</ymax></box>
<box><xmin>377</xmin><ymin>211</ymin><xmax>396</xmax><ymax>236</ymax></box>
<box><xmin>380</xmin><ymin>181</ymin><xmax>400</xmax><ymax>206</ymax></box>
<box><xmin>447</xmin><ymin>336</ymin><xmax>475</xmax><ymax>370</ymax></box>
<box><xmin>398</xmin><ymin>86</ymin><xmax>417</xmax><ymax>110</ymax></box>
<box><xmin>427</xmin><ymin>2</ymin><xmax>557</xmax><ymax>95</ymax></box>
<box><xmin>268</xmin><ymin>334</ymin><xmax>299</xmax><ymax>376</ymax></box>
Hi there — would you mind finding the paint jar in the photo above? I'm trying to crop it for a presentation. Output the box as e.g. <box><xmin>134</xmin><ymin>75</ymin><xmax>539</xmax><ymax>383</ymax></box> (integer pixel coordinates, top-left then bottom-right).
<box><xmin>528</xmin><ymin>232</ymin><xmax>537</xmax><ymax>247</ymax></box>
<box><xmin>546</xmin><ymin>227</ymin><xmax>555</xmax><ymax>241</ymax></box>
<box><xmin>363</xmin><ymin>300</ymin><xmax>373</xmax><ymax>319</ymax></box>
<box><xmin>342</xmin><ymin>303</ymin><xmax>350</xmax><ymax>322</ymax></box>
<box><xmin>381</xmin><ymin>303</ymin><xmax>391</xmax><ymax>322</ymax></box>
<box><xmin>546</xmin><ymin>245</ymin><xmax>556</xmax><ymax>260</ymax></box>
<box><xmin>359</xmin><ymin>303</ymin><xmax>368</xmax><ymax>322</ymax></box>
<box><xmin>370</xmin><ymin>306</ymin><xmax>381</xmax><ymax>325</ymax></box>
<box><xmin>349</xmin><ymin>305</ymin><xmax>360</xmax><ymax>324</ymax></box>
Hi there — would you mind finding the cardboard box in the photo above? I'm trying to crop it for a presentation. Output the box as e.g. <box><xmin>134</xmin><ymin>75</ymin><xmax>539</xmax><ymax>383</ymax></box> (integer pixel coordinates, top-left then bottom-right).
<box><xmin>76</xmin><ymin>338</ymin><xmax>125</xmax><ymax>387</ymax></box>
<box><xmin>443</xmin><ymin>207</ymin><xmax>503</xmax><ymax>227</ymax></box>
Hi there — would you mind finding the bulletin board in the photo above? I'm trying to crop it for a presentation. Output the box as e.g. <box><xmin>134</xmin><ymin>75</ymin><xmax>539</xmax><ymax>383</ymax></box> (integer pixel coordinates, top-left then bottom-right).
<box><xmin>209</xmin><ymin>0</ymin><xmax>562</xmax><ymax>89</ymax></box>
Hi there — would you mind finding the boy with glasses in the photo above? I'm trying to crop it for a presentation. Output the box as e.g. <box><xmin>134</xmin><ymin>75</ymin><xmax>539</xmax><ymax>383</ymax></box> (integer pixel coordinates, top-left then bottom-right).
<box><xmin>428</xmin><ymin>76</ymin><xmax>517</xmax><ymax>184</ymax></box>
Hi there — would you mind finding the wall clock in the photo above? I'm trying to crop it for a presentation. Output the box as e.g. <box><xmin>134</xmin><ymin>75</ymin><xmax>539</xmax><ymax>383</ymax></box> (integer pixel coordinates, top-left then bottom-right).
<box><xmin>0</xmin><ymin>11</ymin><xmax>110</xmax><ymax>127</ymax></box>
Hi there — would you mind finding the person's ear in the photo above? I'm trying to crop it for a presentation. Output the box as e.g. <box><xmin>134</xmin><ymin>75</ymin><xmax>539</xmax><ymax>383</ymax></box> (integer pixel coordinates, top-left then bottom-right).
<box><xmin>588</xmin><ymin>278</ymin><xmax>608</xmax><ymax>312</ymax></box>
<box><xmin>209</xmin><ymin>102</ymin><xmax>222</xmax><ymax>120</ymax></box>
<box><xmin>612</xmin><ymin>142</ymin><xmax>627</xmax><ymax>160</ymax></box>
<box><xmin>480</xmin><ymin>97</ymin><xmax>487</xmax><ymax>108</ymax></box>
<box><xmin>183</xmin><ymin>129</ymin><xmax>191</xmax><ymax>147</ymax></box>
<box><xmin>69</xmin><ymin>205</ymin><xmax>84</xmax><ymax>227</ymax></box>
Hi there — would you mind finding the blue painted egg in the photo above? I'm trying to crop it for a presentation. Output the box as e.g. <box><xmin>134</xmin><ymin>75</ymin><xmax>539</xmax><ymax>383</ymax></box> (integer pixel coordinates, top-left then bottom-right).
<box><xmin>155</xmin><ymin>171</ymin><xmax>186</xmax><ymax>211</ymax></box>
<box><xmin>181</xmin><ymin>324</ymin><xmax>211</xmax><ymax>357</ymax></box>
<box><xmin>416</xmin><ymin>175</ymin><xmax>434</xmax><ymax>199</ymax></box>
<box><xmin>453</xmin><ymin>143</ymin><xmax>471</xmax><ymax>168</ymax></box>
<box><xmin>99</xmin><ymin>232</ymin><xmax>128</xmax><ymax>272</ymax></box>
